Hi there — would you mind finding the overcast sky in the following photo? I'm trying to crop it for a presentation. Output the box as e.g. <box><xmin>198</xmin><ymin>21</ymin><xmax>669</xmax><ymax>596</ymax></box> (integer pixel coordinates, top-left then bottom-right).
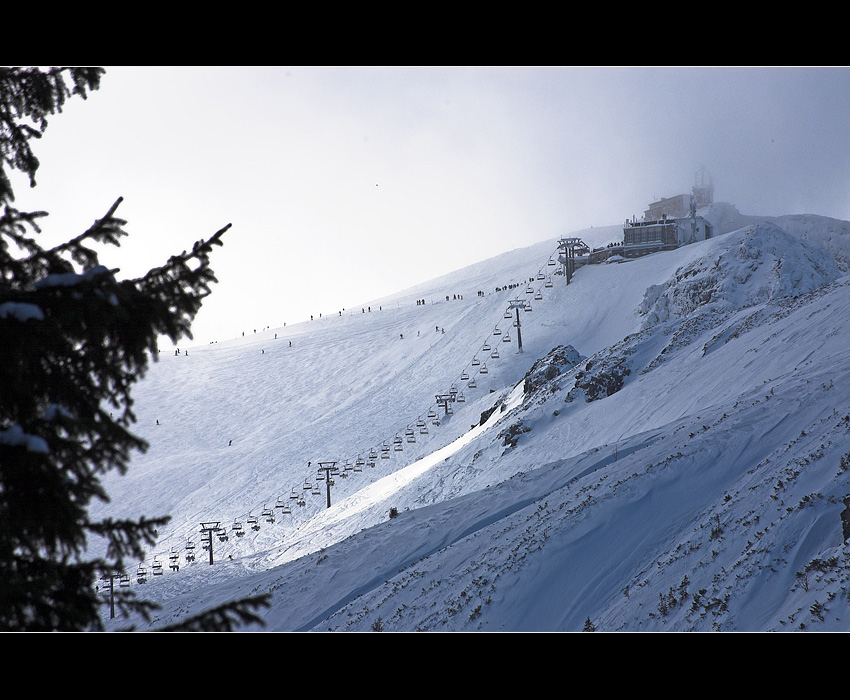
<box><xmin>13</xmin><ymin>65</ymin><xmax>850</xmax><ymax>344</ymax></box>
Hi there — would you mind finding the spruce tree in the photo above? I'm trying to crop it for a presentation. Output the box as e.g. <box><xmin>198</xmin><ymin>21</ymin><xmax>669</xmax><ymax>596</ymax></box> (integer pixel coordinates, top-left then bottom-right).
<box><xmin>0</xmin><ymin>66</ymin><xmax>267</xmax><ymax>630</ymax></box>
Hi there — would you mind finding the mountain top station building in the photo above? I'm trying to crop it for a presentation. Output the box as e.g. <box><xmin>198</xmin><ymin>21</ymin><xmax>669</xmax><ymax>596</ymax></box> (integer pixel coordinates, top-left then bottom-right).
<box><xmin>621</xmin><ymin>167</ymin><xmax>715</xmax><ymax>259</ymax></box>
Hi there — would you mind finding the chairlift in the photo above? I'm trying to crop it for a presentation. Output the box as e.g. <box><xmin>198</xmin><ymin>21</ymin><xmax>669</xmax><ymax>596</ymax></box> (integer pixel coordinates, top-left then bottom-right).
<box><xmin>457</xmin><ymin>392</ymin><xmax>465</xmax><ymax>403</ymax></box>
<box><xmin>275</xmin><ymin>497</ymin><xmax>292</xmax><ymax>514</ymax></box>
<box><xmin>136</xmin><ymin>564</ymin><xmax>147</xmax><ymax>584</ymax></box>
<box><xmin>247</xmin><ymin>514</ymin><xmax>260</xmax><ymax>531</ymax></box>
<box><xmin>468</xmin><ymin>377</ymin><xmax>477</xmax><ymax>388</ymax></box>
<box><xmin>353</xmin><ymin>461</ymin><xmax>363</xmax><ymax>473</ymax></box>
<box><xmin>119</xmin><ymin>573</ymin><xmax>131</xmax><ymax>587</ymax></box>
<box><xmin>526</xmin><ymin>286</ymin><xmax>534</xmax><ymax>294</ymax></box>
<box><xmin>420</xmin><ymin>422</ymin><xmax>429</xmax><ymax>435</ymax></box>
<box><xmin>427</xmin><ymin>407</ymin><xmax>437</xmax><ymax>418</ymax></box>
<box><xmin>381</xmin><ymin>443</ymin><xmax>391</xmax><ymax>458</ymax></box>
<box><xmin>290</xmin><ymin>488</ymin><xmax>299</xmax><ymax>499</ymax></box>
<box><xmin>152</xmin><ymin>558</ymin><xmax>163</xmax><ymax>576</ymax></box>
<box><xmin>480</xmin><ymin>363</ymin><xmax>489</xmax><ymax>374</ymax></box>
<box><xmin>369</xmin><ymin>448</ymin><xmax>378</xmax><ymax>460</ymax></box>
<box><xmin>504</xmin><ymin>310</ymin><xmax>512</xmax><ymax>319</ymax></box>
<box><xmin>548</xmin><ymin>256</ymin><xmax>556</xmax><ymax>266</ymax></box>
<box><xmin>303</xmin><ymin>479</ymin><xmax>312</xmax><ymax>490</ymax></box>
<box><xmin>344</xmin><ymin>460</ymin><xmax>354</xmax><ymax>471</ymax></box>
<box><xmin>545</xmin><ymin>278</ymin><xmax>553</xmax><ymax>288</ymax></box>
<box><xmin>315</xmin><ymin>470</ymin><xmax>325</xmax><ymax>481</ymax></box>
<box><xmin>262</xmin><ymin>505</ymin><xmax>275</xmax><ymax>523</ymax></box>
<box><xmin>493</xmin><ymin>326</ymin><xmax>501</xmax><ymax>336</ymax></box>
<box><xmin>491</xmin><ymin>348</ymin><xmax>500</xmax><ymax>359</ymax></box>
<box><xmin>460</xmin><ymin>370</ymin><xmax>469</xmax><ymax>381</ymax></box>
<box><xmin>537</xmin><ymin>271</ymin><xmax>545</xmax><ymax>280</ymax></box>
<box><xmin>482</xmin><ymin>342</ymin><xmax>491</xmax><ymax>352</ymax></box>
<box><xmin>471</xmin><ymin>356</ymin><xmax>480</xmax><ymax>367</ymax></box>
<box><xmin>524</xmin><ymin>303</ymin><xmax>532</xmax><ymax>312</ymax></box>
<box><xmin>169</xmin><ymin>550</ymin><xmax>180</xmax><ymax>571</ymax></box>
<box><xmin>217</xmin><ymin>526</ymin><xmax>229</xmax><ymax>542</ymax></box>
<box><xmin>232</xmin><ymin>519</ymin><xmax>245</xmax><ymax>536</ymax></box>
<box><xmin>535</xmin><ymin>291</ymin><xmax>543</xmax><ymax>300</ymax></box>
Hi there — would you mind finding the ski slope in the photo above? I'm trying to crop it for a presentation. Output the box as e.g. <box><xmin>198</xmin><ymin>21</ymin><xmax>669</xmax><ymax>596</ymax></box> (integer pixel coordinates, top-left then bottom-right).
<box><xmin>95</xmin><ymin>204</ymin><xmax>850</xmax><ymax>632</ymax></box>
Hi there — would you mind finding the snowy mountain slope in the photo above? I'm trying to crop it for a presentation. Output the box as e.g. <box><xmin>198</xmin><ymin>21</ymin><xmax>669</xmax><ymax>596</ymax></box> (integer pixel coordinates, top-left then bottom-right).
<box><xmin>699</xmin><ymin>202</ymin><xmax>850</xmax><ymax>272</ymax></box>
<box><xmin>97</xmin><ymin>210</ymin><xmax>850</xmax><ymax>632</ymax></box>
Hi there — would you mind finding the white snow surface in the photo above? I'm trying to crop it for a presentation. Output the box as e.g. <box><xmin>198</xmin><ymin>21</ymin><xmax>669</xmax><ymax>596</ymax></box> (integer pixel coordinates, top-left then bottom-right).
<box><xmin>94</xmin><ymin>203</ymin><xmax>850</xmax><ymax>632</ymax></box>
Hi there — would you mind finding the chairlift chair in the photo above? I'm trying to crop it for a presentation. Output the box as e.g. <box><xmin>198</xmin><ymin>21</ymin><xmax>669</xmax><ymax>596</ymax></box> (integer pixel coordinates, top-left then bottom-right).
<box><xmin>480</xmin><ymin>363</ymin><xmax>489</xmax><ymax>374</ymax></box>
<box><xmin>526</xmin><ymin>286</ymin><xmax>534</xmax><ymax>294</ymax></box>
<box><xmin>468</xmin><ymin>377</ymin><xmax>477</xmax><ymax>388</ymax></box>
<box><xmin>548</xmin><ymin>256</ymin><xmax>556</xmax><ymax>266</ymax></box>
<box><xmin>471</xmin><ymin>356</ymin><xmax>480</xmax><ymax>367</ymax></box>
<box><xmin>119</xmin><ymin>573</ymin><xmax>130</xmax><ymax>587</ymax></box>
<box><xmin>535</xmin><ymin>291</ymin><xmax>543</xmax><ymax>300</ymax></box>
<box><xmin>152</xmin><ymin>558</ymin><xmax>163</xmax><ymax>576</ymax></box>
<box><xmin>493</xmin><ymin>326</ymin><xmax>501</xmax><ymax>335</ymax></box>
<box><xmin>482</xmin><ymin>342</ymin><xmax>491</xmax><ymax>352</ymax></box>
<box><xmin>457</xmin><ymin>392</ymin><xmax>465</xmax><ymax>403</ymax></box>
<box><xmin>504</xmin><ymin>310</ymin><xmax>512</xmax><ymax>319</ymax></box>
<box><xmin>491</xmin><ymin>348</ymin><xmax>500</xmax><ymax>359</ymax></box>
<box><xmin>545</xmin><ymin>278</ymin><xmax>553</xmax><ymax>288</ymax></box>
<box><xmin>247</xmin><ymin>514</ymin><xmax>260</xmax><ymax>531</ymax></box>
<box><xmin>537</xmin><ymin>271</ymin><xmax>545</xmax><ymax>280</ymax></box>
<box><xmin>136</xmin><ymin>564</ymin><xmax>147</xmax><ymax>584</ymax></box>
<box><xmin>460</xmin><ymin>370</ymin><xmax>469</xmax><ymax>381</ymax></box>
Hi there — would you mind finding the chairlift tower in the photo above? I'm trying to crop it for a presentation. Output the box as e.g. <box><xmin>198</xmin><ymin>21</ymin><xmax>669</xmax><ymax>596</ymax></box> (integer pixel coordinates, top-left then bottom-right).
<box><xmin>317</xmin><ymin>461</ymin><xmax>338</xmax><ymax>509</ymax></box>
<box><xmin>508</xmin><ymin>300</ymin><xmax>529</xmax><ymax>352</ymax></box>
<box><xmin>558</xmin><ymin>237</ymin><xmax>583</xmax><ymax>285</ymax></box>
<box><xmin>100</xmin><ymin>570</ymin><xmax>118</xmax><ymax>619</ymax></box>
<box><xmin>435</xmin><ymin>393</ymin><xmax>455</xmax><ymax>416</ymax></box>
<box><xmin>199</xmin><ymin>521</ymin><xmax>221</xmax><ymax>565</ymax></box>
